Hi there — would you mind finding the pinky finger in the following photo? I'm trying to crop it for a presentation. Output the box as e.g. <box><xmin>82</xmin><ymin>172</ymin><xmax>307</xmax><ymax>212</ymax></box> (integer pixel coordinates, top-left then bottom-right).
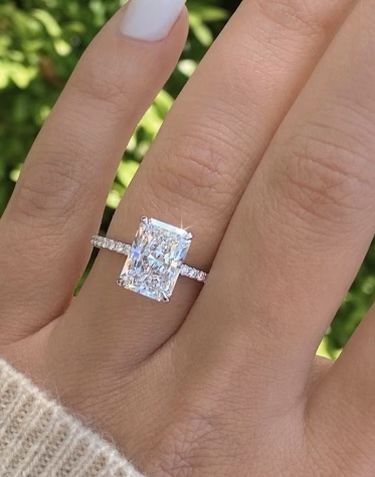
<box><xmin>307</xmin><ymin>300</ymin><xmax>375</xmax><ymax>472</ymax></box>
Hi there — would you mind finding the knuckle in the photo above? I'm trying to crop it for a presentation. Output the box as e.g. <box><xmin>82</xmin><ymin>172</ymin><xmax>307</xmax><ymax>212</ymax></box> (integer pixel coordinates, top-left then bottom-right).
<box><xmin>11</xmin><ymin>151</ymin><xmax>83</xmax><ymax>227</ymax></box>
<box><xmin>272</xmin><ymin>117</ymin><xmax>374</xmax><ymax>230</ymax></box>
<box><xmin>69</xmin><ymin>47</ymin><xmax>132</xmax><ymax>115</ymax></box>
<box><xmin>151</xmin><ymin>126</ymin><xmax>242</xmax><ymax>215</ymax></box>
<box><xmin>253</xmin><ymin>0</ymin><xmax>339</xmax><ymax>35</ymax></box>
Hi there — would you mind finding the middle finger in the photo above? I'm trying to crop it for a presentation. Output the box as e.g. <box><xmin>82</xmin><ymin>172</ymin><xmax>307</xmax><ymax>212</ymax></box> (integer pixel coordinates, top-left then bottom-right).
<box><xmin>183</xmin><ymin>0</ymin><xmax>375</xmax><ymax>404</ymax></box>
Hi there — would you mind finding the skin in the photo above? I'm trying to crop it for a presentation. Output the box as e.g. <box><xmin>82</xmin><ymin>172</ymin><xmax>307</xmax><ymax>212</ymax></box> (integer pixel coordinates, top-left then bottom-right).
<box><xmin>0</xmin><ymin>0</ymin><xmax>375</xmax><ymax>475</ymax></box>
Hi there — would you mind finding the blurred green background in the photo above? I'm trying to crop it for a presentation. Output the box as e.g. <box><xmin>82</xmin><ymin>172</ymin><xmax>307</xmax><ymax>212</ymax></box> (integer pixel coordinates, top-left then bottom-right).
<box><xmin>0</xmin><ymin>0</ymin><xmax>374</xmax><ymax>358</ymax></box>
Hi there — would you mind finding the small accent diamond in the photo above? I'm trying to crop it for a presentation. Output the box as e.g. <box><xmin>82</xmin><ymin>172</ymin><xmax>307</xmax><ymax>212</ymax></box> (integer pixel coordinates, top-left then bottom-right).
<box><xmin>180</xmin><ymin>264</ymin><xmax>207</xmax><ymax>283</ymax></box>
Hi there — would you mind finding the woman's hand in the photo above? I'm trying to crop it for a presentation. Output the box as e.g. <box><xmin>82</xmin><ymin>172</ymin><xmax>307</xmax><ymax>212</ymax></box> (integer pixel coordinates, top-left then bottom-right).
<box><xmin>1</xmin><ymin>0</ymin><xmax>374</xmax><ymax>475</ymax></box>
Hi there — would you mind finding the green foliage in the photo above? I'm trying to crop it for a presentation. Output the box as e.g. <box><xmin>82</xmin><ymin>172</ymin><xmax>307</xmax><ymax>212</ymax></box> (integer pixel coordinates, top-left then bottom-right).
<box><xmin>0</xmin><ymin>0</ymin><xmax>374</xmax><ymax>356</ymax></box>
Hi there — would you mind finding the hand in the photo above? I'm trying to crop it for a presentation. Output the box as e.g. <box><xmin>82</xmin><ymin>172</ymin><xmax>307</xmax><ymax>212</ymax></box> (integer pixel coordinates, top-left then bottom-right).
<box><xmin>1</xmin><ymin>0</ymin><xmax>374</xmax><ymax>475</ymax></box>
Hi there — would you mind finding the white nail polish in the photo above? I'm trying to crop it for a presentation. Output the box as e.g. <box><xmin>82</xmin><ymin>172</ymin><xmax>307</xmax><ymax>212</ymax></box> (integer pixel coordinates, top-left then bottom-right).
<box><xmin>120</xmin><ymin>0</ymin><xmax>186</xmax><ymax>41</ymax></box>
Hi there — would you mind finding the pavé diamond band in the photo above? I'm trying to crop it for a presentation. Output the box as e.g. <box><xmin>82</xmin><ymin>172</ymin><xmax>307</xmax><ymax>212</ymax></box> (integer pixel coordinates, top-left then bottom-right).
<box><xmin>91</xmin><ymin>217</ymin><xmax>208</xmax><ymax>303</ymax></box>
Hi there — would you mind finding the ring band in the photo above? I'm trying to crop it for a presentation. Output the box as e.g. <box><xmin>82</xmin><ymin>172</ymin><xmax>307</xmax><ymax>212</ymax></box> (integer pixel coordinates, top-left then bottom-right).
<box><xmin>91</xmin><ymin>236</ymin><xmax>207</xmax><ymax>282</ymax></box>
<box><xmin>91</xmin><ymin>217</ymin><xmax>208</xmax><ymax>303</ymax></box>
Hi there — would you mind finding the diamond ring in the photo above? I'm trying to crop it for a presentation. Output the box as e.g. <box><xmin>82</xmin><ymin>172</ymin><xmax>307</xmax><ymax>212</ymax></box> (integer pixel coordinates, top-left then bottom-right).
<box><xmin>91</xmin><ymin>217</ymin><xmax>208</xmax><ymax>303</ymax></box>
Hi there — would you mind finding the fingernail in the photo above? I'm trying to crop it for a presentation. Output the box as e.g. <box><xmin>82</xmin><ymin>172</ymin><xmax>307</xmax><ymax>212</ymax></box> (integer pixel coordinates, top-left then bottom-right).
<box><xmin>120</xmin><ymin>0</ymin><xmax>186</xmax><ymax>41</ymax></box>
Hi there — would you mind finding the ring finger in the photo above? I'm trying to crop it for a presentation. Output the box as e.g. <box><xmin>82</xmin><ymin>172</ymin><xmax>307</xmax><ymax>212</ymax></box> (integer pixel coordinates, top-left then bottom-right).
<box><xmin>70</xmin><ymin>0</ymin><xmax>357</xmax><ymax>365</ymax></box>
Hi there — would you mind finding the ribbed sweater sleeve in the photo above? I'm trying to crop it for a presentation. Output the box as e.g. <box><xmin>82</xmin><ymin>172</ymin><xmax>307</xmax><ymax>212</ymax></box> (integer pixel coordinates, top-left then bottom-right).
<box><xmin>0</xmin><ymin>358</ymin><xmax>145</xmax><ymax>477</ymax></box>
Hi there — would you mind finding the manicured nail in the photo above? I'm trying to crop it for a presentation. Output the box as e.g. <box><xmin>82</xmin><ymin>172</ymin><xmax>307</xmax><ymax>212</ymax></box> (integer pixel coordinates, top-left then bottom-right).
<box><xmin>120</xmin><ymin>0</ymin><xmax>186</xmax><ymax>41</ymax></box>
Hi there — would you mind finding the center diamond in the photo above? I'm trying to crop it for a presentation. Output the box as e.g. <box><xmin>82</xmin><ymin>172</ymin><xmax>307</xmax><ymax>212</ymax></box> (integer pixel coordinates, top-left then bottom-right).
<box><xmin>118</xmin><ymin>217</ymin><xmax>192</xmax><ymax>302</ymax></box>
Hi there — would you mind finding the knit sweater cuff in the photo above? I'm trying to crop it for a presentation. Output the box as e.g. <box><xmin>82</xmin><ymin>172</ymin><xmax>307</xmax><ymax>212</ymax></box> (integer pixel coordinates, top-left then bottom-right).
<box><xmin>0</xmin><ymin>358</ymin><xmax>145</xmax><ymax>477</ymax></box>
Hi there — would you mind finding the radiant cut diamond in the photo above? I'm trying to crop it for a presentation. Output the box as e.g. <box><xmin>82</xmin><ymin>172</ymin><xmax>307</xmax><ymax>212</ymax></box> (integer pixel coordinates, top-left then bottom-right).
<box><xmin>118</xmin><ymin>217</ymin><xmax>192</xmax><ymax>302</ymax></box>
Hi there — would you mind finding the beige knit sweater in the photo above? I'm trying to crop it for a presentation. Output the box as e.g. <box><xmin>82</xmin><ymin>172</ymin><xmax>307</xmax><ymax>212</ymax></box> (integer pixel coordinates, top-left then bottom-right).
<box><xmin>0</xmin><ymin>359</ymin><xmax>145</xmax><ymax>476</ymax></box>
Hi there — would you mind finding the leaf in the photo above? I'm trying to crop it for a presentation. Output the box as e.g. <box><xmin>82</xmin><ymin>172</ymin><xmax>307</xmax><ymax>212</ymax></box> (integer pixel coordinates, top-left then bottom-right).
<box><xmin>178</xmin><ymin>59</ymin><xmax>197</xmax><ymax>77</ymax></box>
<box><xmin>153</xmin><ymin>89</ymin><xmax>173</xmax><ymax>117</ymax></box>
<box><xmin>188</xmin><ymin>2</ymin><xmax>228</xmax><ymax>22</ymax></box>
<box><xmin>117</xmin><ymin>160</ymin><xmax>139</xmax><ymax>188</ymax></box>
<box><xmin>138</xmin><ymin>104</ymin><xmax>163</xmax><ymax>135</ymax></box>
<box><xmin>32</xmin><ymin>9</ymin><xmax>62</xmax><ymax>37</ymax></box>
<box><xmin>189</xmin><ymin>13</ymin><xmax>214</xmax><ymax>47</ymax></box>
